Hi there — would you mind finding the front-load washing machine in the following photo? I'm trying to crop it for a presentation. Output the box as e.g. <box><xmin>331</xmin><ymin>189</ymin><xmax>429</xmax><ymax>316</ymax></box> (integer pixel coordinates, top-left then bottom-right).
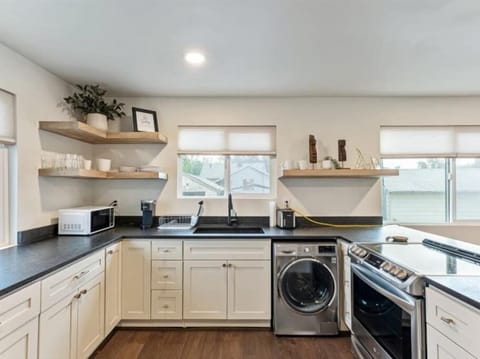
<box><xmin>273</xmin><ymin>242</ymin><xmax>339</xmax><ymax>335</ymax></box>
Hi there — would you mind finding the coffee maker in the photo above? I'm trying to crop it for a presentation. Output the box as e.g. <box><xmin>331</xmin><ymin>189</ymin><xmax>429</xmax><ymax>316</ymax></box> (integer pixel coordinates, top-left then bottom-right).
<box><xmin>140</xmin><ymin>200</ymin><xmax>157</xmax><ymax>229</ymax></box>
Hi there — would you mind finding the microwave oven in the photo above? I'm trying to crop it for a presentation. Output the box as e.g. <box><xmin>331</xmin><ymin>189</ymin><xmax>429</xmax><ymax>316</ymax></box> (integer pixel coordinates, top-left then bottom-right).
<box><xmin>58</xmin><ymin>206</ymin><xmax>115</xmax><ymax>235</ymax></box>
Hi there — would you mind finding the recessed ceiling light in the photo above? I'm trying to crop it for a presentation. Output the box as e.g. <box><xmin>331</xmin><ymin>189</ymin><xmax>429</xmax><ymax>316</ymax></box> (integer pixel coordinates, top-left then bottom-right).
<box><xmin>184</xmin><ymin>51</ymin><xmax>206</xmax><ymax>66</ymax></box>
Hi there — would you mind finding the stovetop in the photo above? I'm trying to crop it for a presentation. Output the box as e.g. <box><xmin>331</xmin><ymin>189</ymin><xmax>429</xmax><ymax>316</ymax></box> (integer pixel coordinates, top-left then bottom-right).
<box><xmin>359</xmin><ymin>242</ymin><xmax>480</xmax><ymax>276</ymax></box>
<box><xmin>349</xmin><ymin>239</ymin><xmax>480</xmax><ymax>296</ymax></box>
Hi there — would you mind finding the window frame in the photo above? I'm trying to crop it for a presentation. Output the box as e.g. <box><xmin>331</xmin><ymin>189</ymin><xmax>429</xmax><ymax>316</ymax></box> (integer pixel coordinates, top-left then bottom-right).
<box><xmin>177</xmin><ymin>154</ymin><xmax>276</xmax><ymax>200</ymax></box>
<box><xmin>381</xmin><ymin>157</ymin><xmax>480</xmax><ymax>225</ymax></box>
<box><xmin>0</xmin><ymin>146</ymin><xmax>10</xmax><ymax>248</ymax></box>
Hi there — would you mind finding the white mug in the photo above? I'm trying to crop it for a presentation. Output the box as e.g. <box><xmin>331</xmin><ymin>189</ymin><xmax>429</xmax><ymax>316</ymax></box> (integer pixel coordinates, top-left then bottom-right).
<box><xmin>322</xmin><ymin>160</ymin><xmax>333</xmax><ymax>169</ymax></box>
<box><xmin>96</xmin><ymin>158</ymin><xmax>111</xmax><ymax>172</ymax></box>
<box><xmin>281</xmin><ymin>160</ymin><xmax>294</xmax><ymax>170</ymax></box>
<box><xmin>84</xmin><ymin>160</ymin><xmax>92</xmax><ymax>170</ymax></box>
<box><xmin>298</xmin><ymin>160</ymin><xmax>309</xmax><ymax>170</ymax></box>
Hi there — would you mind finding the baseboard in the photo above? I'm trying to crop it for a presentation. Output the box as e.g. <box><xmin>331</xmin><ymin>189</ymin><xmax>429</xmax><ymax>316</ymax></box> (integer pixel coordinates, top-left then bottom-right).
<box><xmin>118</xmin><ymin>319</ymin><xmax>271</xmax><ymax>328</ymax></box>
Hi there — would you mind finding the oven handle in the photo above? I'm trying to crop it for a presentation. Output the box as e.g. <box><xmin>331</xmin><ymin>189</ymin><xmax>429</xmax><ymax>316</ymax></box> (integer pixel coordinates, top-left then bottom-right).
<box><xmin>351</xmin><ymin>263</ymin><xmax>417</xmax><ymax>313</ymax></box>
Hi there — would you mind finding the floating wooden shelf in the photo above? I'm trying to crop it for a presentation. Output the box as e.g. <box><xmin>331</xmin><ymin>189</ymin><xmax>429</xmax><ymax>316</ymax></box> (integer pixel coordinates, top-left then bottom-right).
<box><xmin>39</xmin><ymin>121</ymin><xmax>168</xmax><ymax>144</ymax></box>
<box><xmin>280</xmin><ymin>169</ymin><xmax>399</xmax><ymax>178</ymax></box>
<box><xmin>38</xmin><ymin>168</ymin><xmax>168</xmax><ymax>180</ymax></box>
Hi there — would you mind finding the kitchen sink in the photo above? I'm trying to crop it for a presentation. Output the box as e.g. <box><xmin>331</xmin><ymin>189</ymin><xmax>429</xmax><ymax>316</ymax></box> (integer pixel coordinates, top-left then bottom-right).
<box><xmin>193</xmin><ymin>226</ymin><xmax>264</xmax><ymax>234</ymax></box>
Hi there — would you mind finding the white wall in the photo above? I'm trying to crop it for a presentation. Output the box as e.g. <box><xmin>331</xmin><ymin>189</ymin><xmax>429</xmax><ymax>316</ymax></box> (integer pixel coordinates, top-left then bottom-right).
<box><xmin>92</xmin><ymin>97</ymin><xmax>480</xmax><ymax>242</ymax></box>
<box><xmin>0</xmin><ymin>43</ymin><xmax>93</xmax><ymax>232</ymax></box>
<box><xmin>1</xmin><ymin>41</ymin><xmax>478</xmax><ymax>244</ymax></box>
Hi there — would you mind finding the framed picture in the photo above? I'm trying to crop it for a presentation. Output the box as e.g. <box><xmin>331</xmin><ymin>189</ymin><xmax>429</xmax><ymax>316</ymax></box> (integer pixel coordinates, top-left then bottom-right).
<box><xmin>132</xmin><ymin>107</ymin><xmax>158</xmax><ymax>132</ymax></box>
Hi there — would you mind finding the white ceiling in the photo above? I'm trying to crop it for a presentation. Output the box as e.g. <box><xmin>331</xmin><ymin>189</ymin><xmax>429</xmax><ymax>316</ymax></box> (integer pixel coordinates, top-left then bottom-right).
<box><xmin>2</xmin><ymin>0</ymin><xmax>480</xmax><ymax>96</ymax></box>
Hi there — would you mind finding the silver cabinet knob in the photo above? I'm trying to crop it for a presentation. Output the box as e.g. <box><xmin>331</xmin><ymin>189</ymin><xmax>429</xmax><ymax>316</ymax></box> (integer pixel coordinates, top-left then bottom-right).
<box><xmin>222</xmin><ymin>263</ymin><xmax>227</xmax><ymax>267</ymax></box>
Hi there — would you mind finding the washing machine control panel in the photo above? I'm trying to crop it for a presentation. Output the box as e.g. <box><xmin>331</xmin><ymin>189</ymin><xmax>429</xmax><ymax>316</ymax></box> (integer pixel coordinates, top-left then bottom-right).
<box><xmin>276</xmin><ymin>243</ymin><xmax>337</xmax><ymax>256</ymax></box>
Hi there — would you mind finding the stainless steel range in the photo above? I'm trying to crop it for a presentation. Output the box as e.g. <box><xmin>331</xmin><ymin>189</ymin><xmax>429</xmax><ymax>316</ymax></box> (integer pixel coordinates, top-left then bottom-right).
<box><xmin>348</xmin><ymin>239</ymin><xmax>480</xmax><ymax>359</ymax></box>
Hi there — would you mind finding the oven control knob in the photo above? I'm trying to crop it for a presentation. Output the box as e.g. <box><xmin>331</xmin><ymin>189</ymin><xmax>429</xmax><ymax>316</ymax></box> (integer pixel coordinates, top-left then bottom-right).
<box><xmin>389</xmin><ymin>266</ymin><xmax>401</xmax><ymax>276</ymax></box>
<box><xmin>396</xmin><ymin>270</ymin><xmax>409</xmax><ymax>280</ymax></box>
<box><xmin>382</xmin><ymin>263</ymin><xmax>392</xmax><ymax>271</ymax></box>
<box><xmin>351</xmin><ymin>245</ymin><xmax>358</xmax><ymax>254</ymax></box>
<box><xmin>304</xmin><ymin>247</ymin><xmax>310</xmax><ymax>253</ymax></box>
<box><xmin>358</xmin><ymin>249</ymin><xmax>368</xmax><ymax>257</ymax></box>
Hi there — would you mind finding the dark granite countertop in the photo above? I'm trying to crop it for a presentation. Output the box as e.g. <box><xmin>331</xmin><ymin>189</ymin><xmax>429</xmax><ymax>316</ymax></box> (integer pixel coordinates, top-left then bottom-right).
<box><xmin>0</xmin><ymin>224</ymin><xmax>453</xmax><ymax>298</ymax></box>
<box><xmin>426</xmin><ymin>276</ymin><xmax>480</xmax><ymax>311</ymax></box>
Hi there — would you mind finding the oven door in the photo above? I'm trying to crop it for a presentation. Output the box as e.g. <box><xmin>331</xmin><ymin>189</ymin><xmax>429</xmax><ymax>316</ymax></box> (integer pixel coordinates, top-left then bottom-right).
<box><xmin>351</xmin><ymin>263</ymin><xmax>424</xmax><ymax>359</ymax></box>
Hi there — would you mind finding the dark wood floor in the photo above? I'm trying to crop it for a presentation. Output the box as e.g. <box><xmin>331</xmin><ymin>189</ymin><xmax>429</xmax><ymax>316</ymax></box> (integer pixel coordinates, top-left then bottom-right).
<box><xmin>91</xmin><ymin>329</ymin><xmax>353</xmax><ymax>359</ymax></box>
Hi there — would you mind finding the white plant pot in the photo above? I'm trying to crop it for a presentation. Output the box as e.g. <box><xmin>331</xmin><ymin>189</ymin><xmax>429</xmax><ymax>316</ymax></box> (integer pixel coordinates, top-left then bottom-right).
<box><xmin>86</xmin><ymin>113</ymin><xmax>108</xmax><ymax>131</ymax></box>
<box><xmin>107</xmin><ymin>118</ymin><xmax>121</xmax><ymax>132</ymax></box>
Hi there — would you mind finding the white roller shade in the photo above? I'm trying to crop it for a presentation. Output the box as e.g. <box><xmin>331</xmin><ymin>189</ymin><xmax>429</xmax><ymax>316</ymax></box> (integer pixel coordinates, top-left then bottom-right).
<box><xmin>178</xmin><ymin>126</ymin><xmax>276</xmax><ymax>155</ymax></box>
<box><xmin>0</xmin><ymin>90</ymin><xmax>15</xmax><ymax>145</ymax></box>
<box><xmin>380</xmin><ymin>126</ymin><xmax>480</xmax><ymax>158</ymax></box>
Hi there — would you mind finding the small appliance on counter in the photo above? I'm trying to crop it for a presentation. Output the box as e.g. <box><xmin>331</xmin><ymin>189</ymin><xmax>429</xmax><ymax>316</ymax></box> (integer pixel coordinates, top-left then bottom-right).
<box><xmin>58</xmin><ymin>206</ymin><xmax>115</xmax><ymax>235</ymax></box>
<box><xmin>277</xmin><ymin>201</ymin><xmax>296</xmax><ymax>229</ymax></box>
<box><xmin>141</xmin><ymin>199</ymin><xmax>157</xmax><ymax>229</ymax></box>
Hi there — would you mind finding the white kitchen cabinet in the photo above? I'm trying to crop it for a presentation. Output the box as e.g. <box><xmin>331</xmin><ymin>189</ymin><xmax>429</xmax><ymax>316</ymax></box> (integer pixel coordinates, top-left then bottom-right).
<box><xmin>39</xmin><ymin>273</ymin><xmax>105</xmax><ymax>359</ymax></box>
<box><xmin>151</xmin><ymin>290</ymin><xmax>183</xmax><ymax>320</ymax></box>
<box><xmin>151</xmin><ymin>260</ymin><xmax>182</xmax><ymax>290</ymax></box>
<box><xmin>76</xmin><ymin>273</ymin><xmax>105</xmax><ymax>359</ymax></box>
<box><xmin>105</xmin><ymin>242</ymin><xmax>122</xmax><ymax>335</ymax></box>
<box><xmin>0</xmin><ymin>318</ymin><xmax>38</xmax><ymax>359</ymax></box>
<box><xmin>122</xmin><ymin>240</ymin><xmax>151</xmax><ymax>319</ymax></box>
<box><xmin>39</xmin><ymin>290</ymin><xmax>78</xmax><ymax>359</ymax></box>
<box><xmin>227</xmin><ymin>260</ymin><xmax>270</xmax><ymax>320</ymax></box>
<box><xmin>183</xmin><ymin>260</ymin><xmax>227</xmax><ymax>319</ymax></box>
<box><xmin>426</xmin><ymin>286</ymin><xmax>480</xmax><ymax>358</ymax></box>
<box><xmin>427</xmin><ymin>324</ymin><xmax>475</xmax><ymax>359</ymax></box>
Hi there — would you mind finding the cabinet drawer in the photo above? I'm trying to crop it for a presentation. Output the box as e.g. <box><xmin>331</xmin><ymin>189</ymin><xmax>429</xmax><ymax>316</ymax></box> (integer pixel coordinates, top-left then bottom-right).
<box><xmin>151</xmin><ymin>290</ymin><xmax>182</xmax><ymax>320</ymax></box>
<box><xmin>426</xmin><ymin>286</ymin><xmax>480</xmax><ymax>358</ymax></box>
<box><xmin>184</xmin><ymin>240</ymin><xmax>271</xmax><ymax>260</ymax></box>
<box><xmin>0</xmin><ymin>282</ymin><xmax>40</xmax><ymax>340</ymax></box>
<box><xmin>0</xmin><ymin>317</ymin><xmax>38</xmax><ymax>359</ymax></box>
<box><xmin>152</xmin><ymin>241</ymin><xmax>182</xmax><ymax>260</ymax></box>
<box><xmin>151</xmin><ymin>261</ymin><xmax>182</xmax><ymax>290</ymax></box>
<box><xmin>41</xmin><ymin>250</ymin><xmax>104</xmax><ymax>311</ymax></box>
<box><xmin>427</xmin><ymin>324</ymin><xmax>475</xmax><ymax>359</ymax></box>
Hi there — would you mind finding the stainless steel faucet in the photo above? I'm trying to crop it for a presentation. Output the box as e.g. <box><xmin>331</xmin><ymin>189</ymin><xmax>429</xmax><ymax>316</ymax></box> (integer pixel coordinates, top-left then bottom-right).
<box><xmin>227</xmin><ymin>193</ymin><xmax>238</xmax><ymax>226</ymax></box>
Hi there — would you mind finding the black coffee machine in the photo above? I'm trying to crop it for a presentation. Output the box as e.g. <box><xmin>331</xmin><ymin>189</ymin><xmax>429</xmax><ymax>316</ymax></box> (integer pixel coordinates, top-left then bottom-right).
<box><xmin>140</xmin><ymin>200</ymin><xmax>157</xmax><ymax>229</ymax></box>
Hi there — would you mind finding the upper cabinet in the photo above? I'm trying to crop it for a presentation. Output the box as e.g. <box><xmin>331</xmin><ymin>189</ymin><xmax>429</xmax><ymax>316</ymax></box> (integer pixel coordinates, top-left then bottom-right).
<box><xmin>39</xmin><ymin>121</ymin><xmax>168</xmax><ymax>144</ymax></box>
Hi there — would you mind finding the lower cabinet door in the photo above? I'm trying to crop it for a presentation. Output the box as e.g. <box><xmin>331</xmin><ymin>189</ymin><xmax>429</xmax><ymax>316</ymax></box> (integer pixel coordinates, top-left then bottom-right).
<box><xmin>183</xmin><ymin>260</ymin><xmax>227</xmax><ymax>320</ymax></box>
<box><xmin>122</xmin><ymin>240</ymin><xmax>151</xmax><ymax>319</ymax></box>
<box><xmin>227</xmin><ymin>260</ymin><xmax>271</xmax><ymax>320</ymax></box>
<box><xmin>427</xmin><ymin>324</ymin><xmax>475</xmax><ymax>359</ymax></box>
<box><xmin>76</xmin><ymin>273</ymin><xmax>105</xmax><ymax>359</ymax></box>
<box><xmin>39</xmin><ymin>292</ymin><xmax>78</xmax><ymax>359</ymax></box>
<box><xmin>0</xmin><ymin>318</ymin><xmax>38</xmax><ymax>359</ymax></box>
<box><xmin>105</xmin><ymin>242</ymin><xmax>122</xmax><ymax>335</ymax></box>
<box><xmin>151</xmin><ymin>290</ymin><xmax>183</xmax><ymax>320</ymax></box>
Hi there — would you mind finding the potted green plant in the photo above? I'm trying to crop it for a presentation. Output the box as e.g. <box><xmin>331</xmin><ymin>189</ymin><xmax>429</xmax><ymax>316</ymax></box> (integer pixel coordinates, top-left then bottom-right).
<box><xmin>64</xmin><ymin>84</ymin><xmax>126</xmax><ymax>131</ymax></box>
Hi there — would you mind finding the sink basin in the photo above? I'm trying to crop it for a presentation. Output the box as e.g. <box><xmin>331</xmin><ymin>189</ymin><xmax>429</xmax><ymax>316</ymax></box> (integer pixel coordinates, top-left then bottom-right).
<box><xmin>194</xmin><ymin>226</ymin><xmax>264</xmax><ymax>234</ymax></box>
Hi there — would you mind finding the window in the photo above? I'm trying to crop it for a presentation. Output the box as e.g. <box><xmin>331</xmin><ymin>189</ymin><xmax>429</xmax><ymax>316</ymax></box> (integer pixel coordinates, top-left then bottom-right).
<box><xmin>178</xmin><ymin>126</ymin><xmax>276</xmax><ymax>198</ymax></box>
<box><xmin>0</xmin><ymin>89</ymin><xmax>15</xmax><ymax>248</ymax></box>
<box><xmin>381</xmin><ymin>126</ymin><xmax>480</xmax><ymax>224</ymax></box>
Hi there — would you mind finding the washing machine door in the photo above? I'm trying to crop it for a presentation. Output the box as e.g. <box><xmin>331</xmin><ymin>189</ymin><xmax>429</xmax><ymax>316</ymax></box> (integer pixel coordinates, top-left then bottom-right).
<box><xmin>279</xmin><ymin>257</ymin><xmax>336</xmax><ymax>314</ymax></box>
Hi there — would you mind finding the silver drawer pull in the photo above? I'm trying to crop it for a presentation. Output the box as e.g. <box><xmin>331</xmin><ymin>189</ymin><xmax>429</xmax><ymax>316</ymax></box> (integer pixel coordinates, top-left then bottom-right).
<box><xmin>107</xmin><ymin>250</ymin><xmax>114</xmax><ymax>255</ymax></box>
<box><xmin>73</xmin><ymin>293</ymin><xmax>81</xmax><ymax>300</ymax></box>
<box><xmin>162</xmin><ymin>249</ymin><xmax>170</xmax><ymax>253</ymax></box>
<box><xmin>163</xmin><ymin>275</ymin><xmax>169</xmax><ymax>279</ymax></box>
<box><xmin>74</xmin><ymin>270</ymin><xmax>89</xmax><ymax>280</ymax></box>
<box><xmin>163</xmin><ymin>305</ymin><xmax>169</xmax><ymax>309</ymax></box>
<box><xmin>440</xmin><ymin>316</ymin><xmax>455</xmax><ymax>325</ymax></box>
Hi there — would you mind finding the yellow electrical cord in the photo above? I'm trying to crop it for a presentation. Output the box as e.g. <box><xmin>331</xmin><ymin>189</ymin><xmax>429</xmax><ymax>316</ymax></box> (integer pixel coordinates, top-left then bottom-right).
<box><xmin>291</xmin><ymin>207</ymin><xmax>382</xmax><ymax>228</ymax></box>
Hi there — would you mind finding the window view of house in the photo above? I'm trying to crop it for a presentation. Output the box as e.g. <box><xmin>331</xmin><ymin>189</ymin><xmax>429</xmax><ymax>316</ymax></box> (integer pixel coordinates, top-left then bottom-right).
<box><xmin>180</xmin><ymin>155</ymin><xmax>272</xmax><ymax>197</ymax></box>
<box><xmin>383</xmin><ymin>158</ymin><xmax>480</xmax><ymax>223</ymax></box>
<box><xmin>455</xmin><ymin>158</ymin><xmax>480</xmax><ymax>220</ymax></box>
<box><xmin>382</xmin><ymin>158</ymin><xmax>447</xmax><ymax>223</ymax></box>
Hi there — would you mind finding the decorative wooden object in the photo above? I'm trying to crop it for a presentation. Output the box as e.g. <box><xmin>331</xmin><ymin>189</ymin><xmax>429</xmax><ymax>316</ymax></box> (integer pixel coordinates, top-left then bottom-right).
<box><xmin>280</xmin><ymin>169</ymin><xmax>399</xmax><ymax>178</ymax></box>
<box><xmin>38</xmin><ymin>168</ymin><xmax>168</xmax><ymax>180</ymax></box>
<box><xmin>338</xmin><ymin>139</ymin><xmax>346</xmax><ymax>168</ymax></box>
<box><xmin>309</xmin><ymin>135</ymin><xmax>317</xmax><ymax>164</ymax></box>
<box><xmin>39</xmin><ymin>121</ymin><xmax>168</xmax><ymax>144</ymax></box>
